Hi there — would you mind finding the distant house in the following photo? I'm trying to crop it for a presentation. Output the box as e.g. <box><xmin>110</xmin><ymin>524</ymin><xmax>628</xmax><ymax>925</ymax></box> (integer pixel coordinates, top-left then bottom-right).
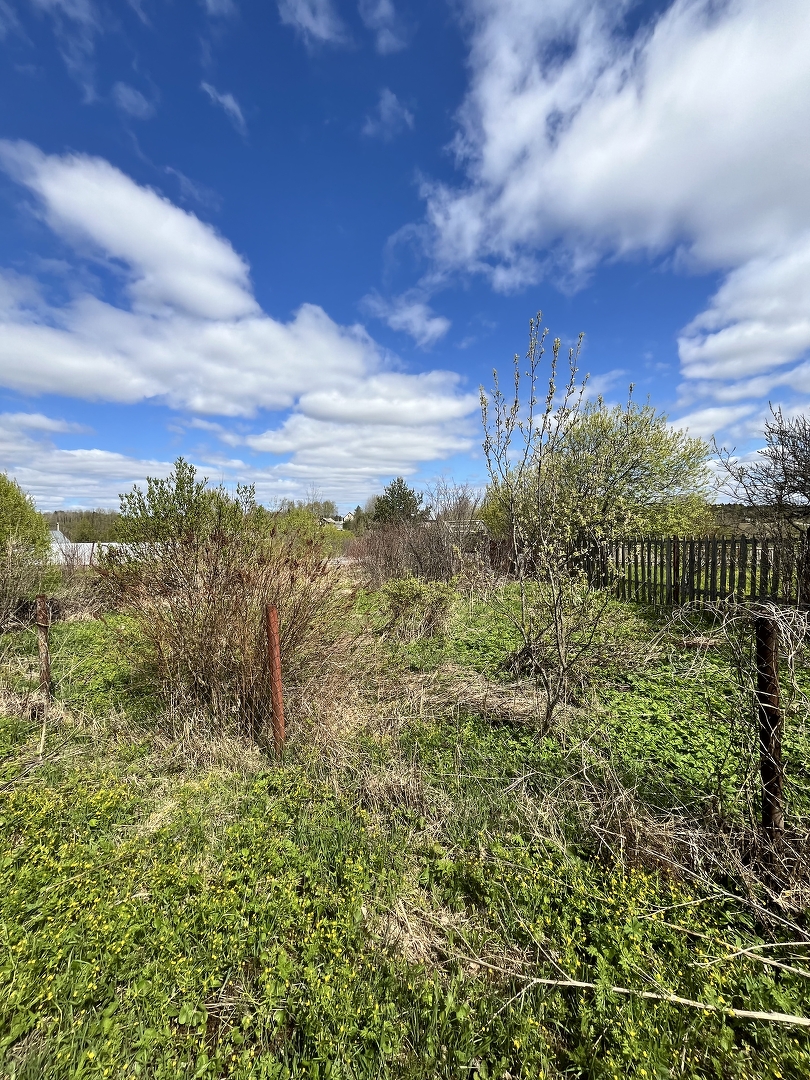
<box><xmin>49</xmin><ymin>525</ymin><xmax>118</xmax><ymax>566</ymax></box>
<box><xmin>319</xmin><ymin>516</ymin><xmax>345</xmax><ymax>530</ymax></box>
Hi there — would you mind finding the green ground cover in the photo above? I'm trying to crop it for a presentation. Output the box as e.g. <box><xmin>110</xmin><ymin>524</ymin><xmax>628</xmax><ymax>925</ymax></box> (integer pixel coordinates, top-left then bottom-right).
<box><xmin>2</xmin><ymin>591</ymin><xmax>810</xmax><ymax>1079</ymax></box>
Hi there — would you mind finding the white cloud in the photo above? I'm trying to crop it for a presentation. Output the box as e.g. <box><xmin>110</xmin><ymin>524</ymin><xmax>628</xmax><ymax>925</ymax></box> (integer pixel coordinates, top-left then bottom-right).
<box><xmin>362</xmin><ymin>87</ymin><xmax>413</xmax><ymax>140</ymax></box>
<box><xmin>0</xmin><ymin>142</ymin><xmax>476</xmax><ymax>495</ymax></box>
<box><xmin>433</xmin><ymin>0</ymin><xmax>810</xmax><ymax>276</ymax></box>
<box><xmin>0</xmin><ymin>140</ymin><xmax>256</xmax><ymax>320</ymax></box>
<box><xmin>678</xmin><ymin>232</ymin><xmax>810</xmax><ymax>390</ymax></box>
<box><xmin>200</xmin><ymin>82</ymin><xmax>247</xmax><ymax>136</ymax></box>
<box><xmin>112</xmin><ymin>81</ymin><xmax>155</xmax><ymax>119</ymax></box>
<box><xmin>0</xmin><ymin>411</ymin><xmax>173</xmax><ymax>507</ymax></box>
<box><xmin>362</xmin><ymin>291</ymin><xmax>450</xmax><ymax>348</ymax></box>
<box><xmin>424</xmin><ymin>0</ymin><xmax>810</xmax><ymax>442</ymax></box>
<box><xmin>671</xmin><ymin>404</ymin><xmax>759</xmax><ymax>441</ymax></box>
<box><xmin>277</xmin><ymin>0</ymin><xmax>347</xmax><ymax>46</ymax></box>
<box><xmin>358</xmin><ymin>0</ymin><xmax>407</xmax><ymax>53</ymax></box>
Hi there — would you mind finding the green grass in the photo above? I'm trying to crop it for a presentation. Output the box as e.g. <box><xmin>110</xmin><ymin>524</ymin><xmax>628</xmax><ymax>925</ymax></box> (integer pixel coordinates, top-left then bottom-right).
<box><xmin>2</xmin><ymin>598</ymin><xmax>810</xmax><ymax>1079</ymax></box>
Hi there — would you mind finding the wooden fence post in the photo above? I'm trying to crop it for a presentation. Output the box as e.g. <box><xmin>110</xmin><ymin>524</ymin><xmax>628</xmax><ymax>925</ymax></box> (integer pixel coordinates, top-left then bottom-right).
<box><xmin>755</xmin><ymin>613</ymin><xmax>784</xmax><ymax>843</ymax></box>
<box><xmin>35</xmin><ymin>594</ymin><xmax>53</xmax><ymax>702</ymax></box>
<box><xmin>265</xmin><ymin>603</ymin><xmax>285</xmax><ymax>757</ymax></box>
<box><xmin>672</xmin><ymin>538</ymin><xmax>680</xmax><ymax>605</ymax></box>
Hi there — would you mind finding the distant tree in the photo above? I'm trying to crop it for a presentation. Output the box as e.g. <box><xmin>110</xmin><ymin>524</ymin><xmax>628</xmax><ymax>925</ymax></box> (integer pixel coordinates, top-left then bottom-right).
<box><xmin>43</xmin><ymin>509</ymin><xmax>120</xmax><ymax>542</ymax></box>
<box><xmin>372</xmin><ymin>477</ymin><xmax>428</xmax><ymax>525</ymax></box>
<box><xmin>343</xmin><ymin>505</ymin><xmax>368</xmax><ymax>533</ymax></box>
<box><xmin>274</xmin><ymin>497</ymin><xmax>338</xmax><ymax>520</ymax></box>
<box><xmin>0</xmin><ymin>474</ymin><xmax>49</xmax><ymax>553</ymax></box>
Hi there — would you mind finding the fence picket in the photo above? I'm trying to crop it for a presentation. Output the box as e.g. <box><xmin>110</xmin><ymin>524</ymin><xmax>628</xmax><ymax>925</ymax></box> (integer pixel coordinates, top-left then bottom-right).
<box><xmin>750</xmin><ymin>538</ymin><xmax>759</xmax><ymax>601</ymax></box>
<box><xmin>720</xmin><ymin>538</ymin><xmax>728</xmax><ymax>599</ymax></box>
<box><xmin>594</xmin><ymin>534</ymin><xmax>808</xmax><ymax>609</ymax></box>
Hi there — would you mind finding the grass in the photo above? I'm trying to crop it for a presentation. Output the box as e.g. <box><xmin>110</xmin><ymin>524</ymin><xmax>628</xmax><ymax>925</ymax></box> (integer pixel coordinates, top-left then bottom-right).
<box><xmin>2</xmin><ymin>588</ymin><xmax>810</xmax><ymax>1078</ymax></box>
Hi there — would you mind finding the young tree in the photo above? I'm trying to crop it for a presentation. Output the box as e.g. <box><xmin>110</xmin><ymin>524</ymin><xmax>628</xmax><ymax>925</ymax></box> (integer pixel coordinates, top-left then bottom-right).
<box><xmin>719</xmin><ymin>407</ymin><xmax>810</xmax><ymax>535</ymax></box>
<box><xmin>482</xmin><ymin>397</ymin><xmax>712</xmax><ymax>544</ymax></box>
<box><xmin>557</xmin><ymin>397</ymin><xmax>712</xmax><ymax>539</ymax></box>
<box><xmin>372</xmin><ymin>477</ymin><xmax>428</xmax><ymax>525</ymax></box>
<box><xmin>0</xmin><ymin>473</ymin><xmax>49</xmax><ymax>554</ymax></box>
<box><xmin>481</xmin><ymin>317</ymin><xmax>604</xmax><ymax>724</ymax></box>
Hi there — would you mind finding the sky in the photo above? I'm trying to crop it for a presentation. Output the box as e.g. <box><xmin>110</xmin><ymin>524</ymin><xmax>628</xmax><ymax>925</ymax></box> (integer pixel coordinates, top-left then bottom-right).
<box><xmin>0</xmin><ymin>0</ymin><xmax>808</xmax><ymax>510</ymax></box>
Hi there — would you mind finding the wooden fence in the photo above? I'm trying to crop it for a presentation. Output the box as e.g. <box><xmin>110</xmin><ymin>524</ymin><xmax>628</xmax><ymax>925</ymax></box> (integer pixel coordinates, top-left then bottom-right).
<box><xmin>587</xmin><ymin>536</ymin><xmax>810</xmax><ymax>608</ymax></box>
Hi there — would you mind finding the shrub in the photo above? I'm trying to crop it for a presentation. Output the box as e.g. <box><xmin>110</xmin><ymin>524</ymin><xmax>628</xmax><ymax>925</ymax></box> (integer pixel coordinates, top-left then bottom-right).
<box><xmin>0</xmin><ymin>474</ymin><xmax>49</xmax><ymax>555</ymax></box>
<box><xmin>100</xmin><ymin>459</ymin><xmax>359</xmax><ymax>743</ymax></box>
<box><xmin>378</xmin><ymin>577</ymin><xmax>456</xmax><ymax>641</ymax></box>
<box><xmin>0</xmin><ymin>541</ymin><xmax>49</xmax><ymax>632</ymax></box>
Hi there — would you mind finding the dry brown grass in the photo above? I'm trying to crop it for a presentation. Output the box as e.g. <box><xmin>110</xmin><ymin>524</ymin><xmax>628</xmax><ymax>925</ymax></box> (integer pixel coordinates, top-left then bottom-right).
<box><xmin>99</xmin><ymin>528</ymin><xmax>366</xmax><ymax>746</ymax></box>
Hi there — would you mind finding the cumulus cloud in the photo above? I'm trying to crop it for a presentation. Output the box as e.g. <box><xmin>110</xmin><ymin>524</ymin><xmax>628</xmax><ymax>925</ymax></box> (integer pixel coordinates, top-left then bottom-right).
<box><xmin>0</xmin><ymin>410</ymin><xmax>174</xmax><ymax>507</ymax></box>
<box><xmin>112</xmin><ymin>81</ymin><xmax>155</xmax><ymax>119</ymax></box>
<box><xmin>362</xmin><ymin>87</ymin><xmax>413</xmax><ymax>140</ymax></box>
<box><xmin>277</xmin><ymin>0</ymin><xmax>347</xmax><ymax>46</ymax></box>
<box><xmin>200</xmin><ymin>81</ymin><xmax>247</xmax><ymax>135</ymax></box>
<box><xmin>0</xmin><ymin>140</ymin><xmax>256</xmax><ymax>320</ymax></box>
<box><xmin>425</xmin><ymin>0</ymin><xmax>810</xmax><ymax>441</ymax></box>
<box><xmin>0</xmin><ymin>142</ymin><xmax>476</xmax><ymax>495</ymax></box>
<box><xmin>362</xmin><ymin>291</ymin><xmax>450</xmax><ymax>348</ymax></box>
<box><xmin>357</xmin><ymin>0</ymin><xmax>408</xmax><ymax>53</ymax></box>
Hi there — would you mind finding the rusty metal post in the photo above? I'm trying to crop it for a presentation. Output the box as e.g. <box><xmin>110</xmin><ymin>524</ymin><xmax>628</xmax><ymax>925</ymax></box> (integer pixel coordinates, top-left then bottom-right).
<box><xmin>755</xmin><ymin>613</ymin><xmax>784</xmax><ymax>843</ymax></box>
<box><xmin>265</xmin><ymin>603</ymin><xmax>285</xmax><ymax>756</ymax></box>
<box><xmin>36</xmin><ymin>594</ymin><xmax>53</xmax><ymax>702</ymax></box>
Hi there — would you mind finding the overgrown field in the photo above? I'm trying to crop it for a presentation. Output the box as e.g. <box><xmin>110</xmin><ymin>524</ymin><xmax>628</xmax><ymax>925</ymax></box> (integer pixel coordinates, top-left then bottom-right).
<box><xmin>2</xmin><ymin>587</ymin><xmax>810</xmax><ymax>1078</ymax></box>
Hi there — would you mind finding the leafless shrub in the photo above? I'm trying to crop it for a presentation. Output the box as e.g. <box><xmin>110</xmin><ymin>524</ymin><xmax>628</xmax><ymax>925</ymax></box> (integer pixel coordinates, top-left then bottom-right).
<box><xmin>97</xmin><ymin>461</ymin><xmax>363</xmax><ymax>745</ymax></box>
<box><xmin>0</xmin><ymin>541</ymin><xmax>47</xmax><ymax>632</ymax></box>
<box><xmin>101</xmin><ymin>537</ymin><xmax>359</xmax><ymax>744</ymax></box>
<box><xmin>347</xmin><ymin>481</ymin><xmax>489</xmax><ymax>586</ymax></box>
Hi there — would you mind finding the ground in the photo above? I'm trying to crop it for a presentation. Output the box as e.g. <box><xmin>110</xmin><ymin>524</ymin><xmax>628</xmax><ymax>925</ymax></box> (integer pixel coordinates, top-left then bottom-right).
<box><xmin>1</xmin><ymin>588</ymin><xmax>810</xmax><ymax>1078</ymax></box>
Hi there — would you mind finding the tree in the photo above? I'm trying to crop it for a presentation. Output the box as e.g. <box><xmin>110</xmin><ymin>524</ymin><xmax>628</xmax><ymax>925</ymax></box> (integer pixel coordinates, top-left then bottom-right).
<box><xmin>480</xmin><ymin>316</ymin><xmax>712</xmax><ymax>724</ymax></box>
<box><xmin>482</xmin><ymin>395</ymin><xmax>712</xmax><ymax>544</ymax></box>
<box><xmin>372</xmin><ymin>477</ymin><xmax>428</xmax><ymax>525</ymax></box>
<box><xmin>718</xmin><ymin>407</ymin><xmax>810</xmax><ymax>536</ymax></box>
<box><xmin>0</xmin><ymin>473</ymin><xmax>49</xmax><ymax>554</ymax></box>
<box><xmin>556</xmin><ymin>397</ymin><xmax>712</xmax><ymax>539</ymax></box>
<box><xmin>481</xmin><ymin>318</ymin><xmax>609</xmax><ymax>724</ymax></box>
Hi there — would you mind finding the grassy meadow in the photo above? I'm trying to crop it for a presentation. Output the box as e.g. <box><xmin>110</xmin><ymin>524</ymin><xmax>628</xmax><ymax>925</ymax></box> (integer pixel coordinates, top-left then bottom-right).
<box><xmin>2</xmin><ymin>583</ymin><xmax>810</xmax><ymax>1078</ymax></box>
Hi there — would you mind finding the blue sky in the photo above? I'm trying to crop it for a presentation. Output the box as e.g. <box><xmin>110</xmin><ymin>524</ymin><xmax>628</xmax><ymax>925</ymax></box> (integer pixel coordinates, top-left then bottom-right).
<box><xmin>0</xmin><ymin>0</ymin><xmax>808</xmax><ymax>509</ymax></box>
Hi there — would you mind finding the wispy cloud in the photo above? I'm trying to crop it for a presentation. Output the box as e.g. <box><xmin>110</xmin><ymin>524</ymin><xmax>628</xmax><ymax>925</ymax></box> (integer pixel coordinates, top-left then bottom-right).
<box><xmin>200</xmin><ymin>81</ymin><xmax>247</xmax><ymax>135</ymax></box>
<box><xmin>112</xmin><ymin>81</ymin><xmax>155</xmax><ymax>119</ymax></box>
<box><xmin>0</xmin><ymin>0</ymin><xmax>20</xmax><ymax>39</ymax></box>
<box><xmin>358</xmin><ymin>0</ymin><xmax>408</xmax><ymax>54</ymax></box>
<box><xmin>202</xmin><ymin>0</ymin><xmax>236</xmax><ymax>15</ymax></box>
<box><xmin>277</xmin><ymin>0</ymin><xmax>347</xmax><ymax>47</ymax></box>
<box><xmin>363</xmin><ymin>290</ymin><xmax>450</xmax><ymax>348</ymax></box>
<box><xmin>29</xmin><ymin>0</ymin><xmax>102</xmax><ymax>100</ymax></box>
<box><xmin>362</xmin><ymin>88</ymin><xmax>413</xmax><ymax>140</ymax></box>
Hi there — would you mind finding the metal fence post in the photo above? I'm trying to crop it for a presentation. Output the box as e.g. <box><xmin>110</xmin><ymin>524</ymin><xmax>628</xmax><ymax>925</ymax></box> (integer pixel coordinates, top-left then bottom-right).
<box><xmin>265</xmin><ymin>603</ymin><xmax>285</xmax><ymax>757</ymax></box>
